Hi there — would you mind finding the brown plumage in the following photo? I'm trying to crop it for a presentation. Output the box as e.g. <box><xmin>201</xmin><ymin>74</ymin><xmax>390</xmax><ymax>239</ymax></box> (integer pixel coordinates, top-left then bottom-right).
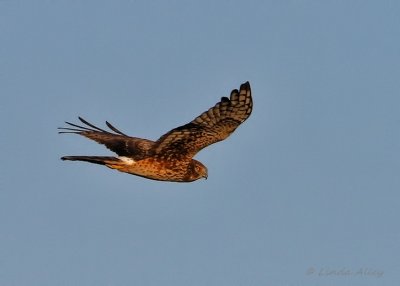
<box><xmin>59</xmin><ymin>81</ymin><xmax>253</xmax><ymax>182</ymax></box>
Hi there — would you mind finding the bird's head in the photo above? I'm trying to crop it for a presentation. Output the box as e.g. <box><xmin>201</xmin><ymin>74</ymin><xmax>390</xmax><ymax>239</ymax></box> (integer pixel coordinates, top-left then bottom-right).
<box><xmin>189</xmin><ymin>160</ymin><xmax>208</xmax><ymax>181</ymax></box>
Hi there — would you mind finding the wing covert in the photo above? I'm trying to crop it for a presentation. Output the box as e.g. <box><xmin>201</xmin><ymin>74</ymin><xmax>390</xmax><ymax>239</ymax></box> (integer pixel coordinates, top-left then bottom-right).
<box><xmin>152</xmin><ymin>81</ymin><xmax>252</xmax><ymax>159</ymax></box>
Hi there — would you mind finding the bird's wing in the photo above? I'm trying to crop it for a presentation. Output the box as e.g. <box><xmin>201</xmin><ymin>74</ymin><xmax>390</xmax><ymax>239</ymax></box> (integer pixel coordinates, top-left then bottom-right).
<box><xmin>152</xmin><ymin>81</ymin><xmax>252</xmax><ymax>159</ymax></box>
<box><xmin>58</xmin><ymin>117</ymin><xmax>154</xmax><ymax>160</ymax></box>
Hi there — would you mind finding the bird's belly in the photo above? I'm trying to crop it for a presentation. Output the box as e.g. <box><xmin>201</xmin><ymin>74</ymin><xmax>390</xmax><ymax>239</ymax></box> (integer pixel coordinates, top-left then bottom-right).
<box><xmin>113</xmin><ymin>157</ymin><xmax>189</xmax><ymax>182</ymax></box>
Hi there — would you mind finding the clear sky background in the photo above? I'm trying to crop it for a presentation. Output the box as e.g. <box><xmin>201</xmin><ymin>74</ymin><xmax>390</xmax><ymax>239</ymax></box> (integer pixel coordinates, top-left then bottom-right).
<box><xmin>1</xmin><ymin>1</ymin><xmax>399</xmax><ymax>285</ymax></box>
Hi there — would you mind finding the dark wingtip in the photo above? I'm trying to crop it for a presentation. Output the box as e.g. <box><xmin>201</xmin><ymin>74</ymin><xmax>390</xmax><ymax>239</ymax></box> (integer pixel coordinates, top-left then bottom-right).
<box><xmin>106</xmin><ymin>121</ymin><xmax>128</xmax><ymax>136</ymax></box>
<box><xmin>61</xmin><ymin>156</ymin><xmax>77</xmax><ymax>161</ymax></box>
<box><xmin>240</xmin><ymin>81</ymin><xmax>250</xmax><ymax>90</ymax></box>
<box><xmin>221</xmin><ymin>96</ymin><xmax>230</xmax><ymax>102</ymax></box>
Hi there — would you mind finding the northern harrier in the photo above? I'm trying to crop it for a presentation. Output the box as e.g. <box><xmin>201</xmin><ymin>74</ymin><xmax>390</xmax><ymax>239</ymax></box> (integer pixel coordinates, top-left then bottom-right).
<box><xmin>59</xmin><ymin>81</ymin><xmax>252</xmax><ymax>182</ymax></box>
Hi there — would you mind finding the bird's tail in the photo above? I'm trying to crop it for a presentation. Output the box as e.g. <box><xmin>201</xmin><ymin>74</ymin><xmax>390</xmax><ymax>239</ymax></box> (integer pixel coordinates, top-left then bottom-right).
<box><xmin>61</xmin><ymin>156</ymin><xmax>120</xmax><ymax>166</ymax></box>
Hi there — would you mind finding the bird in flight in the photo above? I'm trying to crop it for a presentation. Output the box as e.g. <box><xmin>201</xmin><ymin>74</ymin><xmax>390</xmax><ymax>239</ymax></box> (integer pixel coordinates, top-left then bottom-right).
<box><xmin>59</xmin><ymin>81</ymin><xmax>252</xmax><ymax>182</ymax></box>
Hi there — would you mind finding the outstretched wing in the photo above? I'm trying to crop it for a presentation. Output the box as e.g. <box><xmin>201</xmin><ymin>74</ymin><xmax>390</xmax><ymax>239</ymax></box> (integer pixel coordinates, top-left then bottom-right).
<box><xmin>152</xmin><ymin>81</ymin><xmax>252</xmax><ymax>159</ymax></box>
<box><xmin>58</xmin><ymin>117</ymin><xmax>154</xmax><ymax>160</ymax></box>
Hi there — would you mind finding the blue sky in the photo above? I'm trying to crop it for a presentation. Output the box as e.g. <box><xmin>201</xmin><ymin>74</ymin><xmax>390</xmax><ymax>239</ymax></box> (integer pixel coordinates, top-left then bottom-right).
<box><xmin>1</xmin><ymin>1</ymin><xmax>399</xmax><ymax>285</ymax></box>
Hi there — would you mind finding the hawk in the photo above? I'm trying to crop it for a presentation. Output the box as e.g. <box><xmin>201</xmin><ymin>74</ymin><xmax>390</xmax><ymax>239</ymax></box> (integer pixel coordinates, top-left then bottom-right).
<box><xmin>59</xmin><ymin>81</ymin><xmax>252</xmax><ymax>182</ymax></box>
